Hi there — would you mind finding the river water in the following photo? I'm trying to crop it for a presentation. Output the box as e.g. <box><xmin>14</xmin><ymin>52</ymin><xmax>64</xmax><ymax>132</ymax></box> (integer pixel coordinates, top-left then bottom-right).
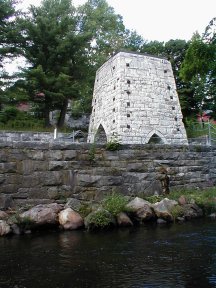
<box><xmin>0</xmin><ymin>219</ymin><xmax>216</xmax><ymax>288</ymax></box>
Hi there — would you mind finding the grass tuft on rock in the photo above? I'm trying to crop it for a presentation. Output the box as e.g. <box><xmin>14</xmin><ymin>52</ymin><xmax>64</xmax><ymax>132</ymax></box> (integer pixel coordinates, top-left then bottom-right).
<box><xmin>145</xmin><ymin>188</ymin><xmax>216</xmax><ymax>215</ymax></box>
<box><xmin>85</xmin><ymin>209</ymin><xmax>115</xmax><ymax>230</ymax></box>
<box><xmin>102</xmin><ymin>193</ymin><xmax>129</xmax><ymax>216</ymax></box>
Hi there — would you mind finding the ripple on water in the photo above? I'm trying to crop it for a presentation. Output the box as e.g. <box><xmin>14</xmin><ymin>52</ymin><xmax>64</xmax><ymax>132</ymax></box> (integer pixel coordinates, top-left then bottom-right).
<box><xmin>0</xmin><ymin>220</ymin><xmax>216</xmax><ymax>288</ymax></box>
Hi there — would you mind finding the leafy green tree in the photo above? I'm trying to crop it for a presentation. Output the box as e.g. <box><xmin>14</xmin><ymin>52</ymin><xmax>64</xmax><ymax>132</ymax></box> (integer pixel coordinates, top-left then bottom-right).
<box><xmin>17</xmin><ymin>0</ymin><xmax>90</xmax><ymax>127</ymax></box>
<box><xmin>123</xmin><ymin>30</ymin><xmax>145</xmax><ymax>52</ymax></box>
<box><xmin>180</xmin><ymin>22</ymin><xmax>216</xmax><ymax>117</ymax></box>
<box><xmin>202</xmin><ymin>18</ymin><xmax>216</xmax><ymax>114</ymax></box>
<box><xmin>77</xmin><ymin>0</ymin><xmax>126</xmax><ymax>66</ymax></box>
<box><xmin>140</xmin><ymin>40</ymin><xmax>165</xmax><ymax>57</ymax></box>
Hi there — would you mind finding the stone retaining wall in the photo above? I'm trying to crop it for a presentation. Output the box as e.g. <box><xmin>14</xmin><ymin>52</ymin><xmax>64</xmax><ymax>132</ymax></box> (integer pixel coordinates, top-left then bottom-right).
<box><xmin>0</xmin><ymin>142</ymin><xmax>216</xmax><ymax>208</ymax></box>
<box><xmin>0</xmin><ymin>131</ymin><xmax>87</xmax><ymax>143</ymax></box>
<box><xmin>0</xmin><ymin>131</ymin><xmax>64</xmax><ymax>142</ymax></box>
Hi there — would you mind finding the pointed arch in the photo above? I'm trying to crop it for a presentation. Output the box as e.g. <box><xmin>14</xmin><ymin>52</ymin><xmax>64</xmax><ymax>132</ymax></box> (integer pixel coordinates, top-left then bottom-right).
<box><xmin>145</xmin><ymin>130</ymin><xmax>167</xmax><ymax>144</ymax></box>
<box><xmin>94</xmin><ymin>124</ymin><xmax>107</xmax><ymax>143</ymax></box>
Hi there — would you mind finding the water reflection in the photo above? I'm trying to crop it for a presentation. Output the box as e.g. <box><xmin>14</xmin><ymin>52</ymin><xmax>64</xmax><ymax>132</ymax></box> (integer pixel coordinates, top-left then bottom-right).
<box><xmin>0</xmin><ymin>220</ymin><xmax>216</xmax><ymax>288</ymax></box>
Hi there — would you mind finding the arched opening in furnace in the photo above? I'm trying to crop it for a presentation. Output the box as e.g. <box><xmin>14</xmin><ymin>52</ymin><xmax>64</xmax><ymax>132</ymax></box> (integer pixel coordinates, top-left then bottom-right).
<box><xmin>95</xmin><ymin>124</ymin><xmax>107</xmax><ymax>143</ymax></box>
<box><xmin>148</xmin><ymin>133</ymin><xmax>164</xmax><ymax>144</ymax></box>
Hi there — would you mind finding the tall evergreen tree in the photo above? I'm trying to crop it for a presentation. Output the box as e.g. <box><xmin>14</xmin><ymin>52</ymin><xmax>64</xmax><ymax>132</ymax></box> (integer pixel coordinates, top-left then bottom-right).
<box><xmin>17</xmin><ymin>0</ymin><xmax>91</xmax><ymax>127</ymax></box>
<box><xmin>0</xmin><ymin>0</ymin><xmax>20</xmax><ymax>66</ymax></box>
<box><xmin>0</xmin><ymin>0</ymin><xmax>21</xmax><ymax>109</ymax></box>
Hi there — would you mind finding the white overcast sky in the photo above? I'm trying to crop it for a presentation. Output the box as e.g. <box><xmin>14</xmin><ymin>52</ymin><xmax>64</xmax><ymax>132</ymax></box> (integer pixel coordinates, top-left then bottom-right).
<box><xmin>20</xmin><ymin>0</ymin><xmax>216</xmax><ymax>42</ymax></box>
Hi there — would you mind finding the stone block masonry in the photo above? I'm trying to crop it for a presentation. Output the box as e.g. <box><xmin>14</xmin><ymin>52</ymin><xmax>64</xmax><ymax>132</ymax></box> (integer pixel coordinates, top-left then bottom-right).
<box><xmin>88</xmin><ymin>51</ymin><xmax>188</xmax><ymax>145</ymax></box>
<box><xmin>0</xmin><ymin>142</ymin><xmax>215</xmax><ymax>207</ymax></box>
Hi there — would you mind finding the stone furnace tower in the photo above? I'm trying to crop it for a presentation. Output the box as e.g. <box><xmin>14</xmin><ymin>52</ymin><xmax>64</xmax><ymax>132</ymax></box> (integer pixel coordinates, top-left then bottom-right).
<box><xmin>87</xmin><ymin>51</ymin><xmax>188</xmax><ymax>145</ymax></box>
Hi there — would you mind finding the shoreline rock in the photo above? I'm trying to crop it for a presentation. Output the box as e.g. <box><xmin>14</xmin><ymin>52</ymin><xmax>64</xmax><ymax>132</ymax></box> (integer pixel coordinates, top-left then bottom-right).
<box><xmin>59</xmin><ymin>208</ymin><xmax>84</xmax><ymax>230</ymax></box>
<box><xmin>0</xmin><ymin>195</ymin><xmax>215</xmax><ymax>236</ymax></box>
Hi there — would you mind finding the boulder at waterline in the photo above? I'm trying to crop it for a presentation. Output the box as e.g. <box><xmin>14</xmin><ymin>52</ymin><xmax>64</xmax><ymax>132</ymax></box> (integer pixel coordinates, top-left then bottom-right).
<box><xmin>182</xmin><ymin>203</ymin><xmax>203</xmax><ymax>220</ymax></box>
<box><xmin>0</xmin><ymin>210</ymin><xmax>8</xmax><ymax>220</ymax></box>
<box><xmin>0</xmin><ymin>220</ymin><xmax>11</xmax><ymax>236</ymax></box>
<box><xmin>126</xmin><ymin>197</ymin><xmax>155</xmax><ymax>222</ymax></box>
<box><xmin>11</xmin><ymin>223</ymin><xmax>21</xmax><ymax>235</ymax></box>
<box><xmin>126</xmin><ymin>197</ymin><xmax>152</xmax><ymax>211</ymax></box>
<box><xmin>84</xmin><ymin>208</ymin><xmax>116</xmax><ymax>230</ymax></box>
<box><xmin>152</xmin><ymin>198</ymin><xmax>178</xmax><ymax>222</ymax></box>
<box><xmin>157</xmin><ymin>218</ymin><xmax>167</xmax><ymax>224</ymax></box>
<box><xmin>208</xmin><ymin>213</ymin><xmax>216</xmax><ymax>219</ymax></box>
<box><xmin>58</xmin><ymin>208</ymin><xmax>84</xmax><ymax>230</ymax></box>
<box><xmin>20</xmin><ymin>203</ymin><xmax>64</xmax><ymax>226</ymax></box>
<box><xmin>117</xmin><ymin>212</ymin><xmax>133</xmax><ymax>227</ymax></box>
<box><xmin>178</xmin><ymin>195</ymin><xmax>188</xmax><ymax>205</ymax></box>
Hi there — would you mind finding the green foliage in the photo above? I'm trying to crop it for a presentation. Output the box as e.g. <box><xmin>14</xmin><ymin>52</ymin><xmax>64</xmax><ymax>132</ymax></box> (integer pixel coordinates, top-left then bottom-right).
<box><xmin>140</xmin><ymin>40</ymin><xmax>165</xmax><ymax>57</ymax></box>
<box><xmin>18</xmin><ymin>216</ymin><xmax>36</xmax><ymax>230</ymax></box>
<box><xmin>0</xmin><ymin>0</ymin><xmax>20</xmax><ymax>64</ymax></box>
<box><xmin>0</xmin><ymin>108</ymin><xmax>45</xmax><ymax>130</ymax></box>
<box><xmin>79</xmin><ymin>204</ymin><xmax>92</xmax><ymax>218</ymax></box>
<box><xmin>180</xmin><ymin>33</ymin><xmax>213</xmax><ymax>81</ymax></box>
<box><xmin>144</xmin><ymin>195</ymin><xmax>164</xmax><ymax>204</ymax></box>
<box><xmin>0</xmin><ymin>106</ymin><xmax>18</xmax><ymax>123</ymax></box>
<box><xmin>185</xmin><ymin>119</ymin><xmax>209</xmax><ymax>138</ymax></box>
<box><xmin>168</xmin><ymin>188</ymin><xmax>216</xmax><ymax>214</ymax></box>
<box><xmin>102</xmin><ymin>193</ymin><xmax>128</xmax><ymax>216</ymax></box>
<box><xmin>88</xmin><ymin>142</ymin><xmax>96</xmax><ymax>162</ymax></box>
<box><xmin>196</xmin><ymin>197</ymin><xmax>216</xmax><ymax>215</ymax></box>
<box><xmin>145</xmin><ymin>188</ymin><xmax>216</xmax><ymax>216</ymax></box>
<box><xmin>179</xmin><ymin>27</ymin><xmax>216</xmax><ymax>115</ymax></box>
<box><xmin>170</xmin><ymin>205</ymin><xmax>184</xmax><ymax>221</ymax></box>
<box><xmin>9</xmin><ymin>213</ymin><xmax>36</xmax><ymax>230</ymax></box>
<box><xmin>78</xmin><ymin>0</ymin><xmax>126</xmax><ymax>65</ymax></box>
<box><xmin>87</xmin><ymin>209</ymin><xmax>113</xmax><ymax>229</ymax></box>
<box><xmin>106</xmin><ymin>140</ymin><xmax>121</xmax><ymax>151</ymax></box>
<box><xmin>16</xmin><ymin>0</ymin><xmax>90</xmax><ymax>127</ymax></box>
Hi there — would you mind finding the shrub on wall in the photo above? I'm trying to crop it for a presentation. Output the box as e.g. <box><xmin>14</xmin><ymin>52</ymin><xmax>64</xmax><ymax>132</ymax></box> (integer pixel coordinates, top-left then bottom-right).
<box><xmin>102</xmin><ymin>193</ymin><xmax>129</xmax><ymax>216</ymax></box>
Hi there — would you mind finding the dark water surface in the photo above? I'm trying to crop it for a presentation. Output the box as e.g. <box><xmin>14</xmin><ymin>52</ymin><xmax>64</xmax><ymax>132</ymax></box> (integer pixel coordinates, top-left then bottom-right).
<box><xmin>0</xmin><ymin>219</ymin><xmax>216</xmax><ymax>288</ymax></box>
